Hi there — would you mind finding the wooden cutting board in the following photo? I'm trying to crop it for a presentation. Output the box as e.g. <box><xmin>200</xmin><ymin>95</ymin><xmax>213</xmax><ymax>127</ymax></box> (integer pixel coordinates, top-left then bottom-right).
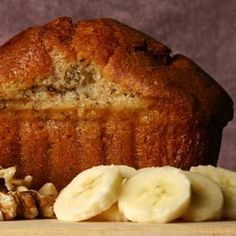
<box><xmin>0</xmin><ymin>220</ymin><xmax>236</xmax><ymax>236</ymax></box>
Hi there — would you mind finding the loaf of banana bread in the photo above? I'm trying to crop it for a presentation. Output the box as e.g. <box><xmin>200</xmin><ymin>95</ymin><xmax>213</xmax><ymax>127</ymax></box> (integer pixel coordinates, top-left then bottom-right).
<box><xmin>0</xmin><ymin>17</ymin><xmax>233</xmax><ymax>189</ymax></box>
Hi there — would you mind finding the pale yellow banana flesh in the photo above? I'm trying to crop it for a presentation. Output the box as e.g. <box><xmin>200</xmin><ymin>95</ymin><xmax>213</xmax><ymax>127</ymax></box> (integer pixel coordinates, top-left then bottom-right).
<box><xmin>53</xmin><ymin>165</ymin><xmax>236</xmax><ymax>223</ymax></box>
<box><xmin>54</xmin><ymin>165</ymin><xmax>123</xmax><ymax>221</ymax></box>
<box><xmin>90</xmin><ymin>203</ymin><xmax>128</xmax><ymax>222</ymax></box>
<box><xmin>118</xmin><ymin>166</ymin><xmax>191</xmax><ymax>223</ymax></box>
<box><xmin>88</xmin><ymin>165</ymin><xmax>136</xmax><ymax>222</ymax></box>
<box><xmin>190</xmin><ymin>165</ymin><xmax>236</xmax><ymax>220</ymax></box>
<box><xmin>182</xmin><ymin>171</ymin><xmax>223</xmax><ymax>222</ymax></box>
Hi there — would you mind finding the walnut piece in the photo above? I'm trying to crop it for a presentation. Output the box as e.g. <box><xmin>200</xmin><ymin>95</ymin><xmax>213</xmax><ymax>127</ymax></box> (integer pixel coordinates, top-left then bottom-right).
<box><xmin>0</xmin><ymin>166</ymin><xmax>58</xmax><ymax>221</ymax></box>
<box><xmin>11</xmin><ymin>175</ymin><xmax>33</xmax><ymax>190</ymax></box>
<box><xmin>0</xmin><ymin>192</ymin><xmax>17</xmax><ymax>220</ymax></box>
<box><xmin>36</xmin><ymin>193</ymin><xmax>56</xmax><ymax>219</ymax></box>
<box><xmin>38</xmin><ymin>183</ymin><xmax>58</xmax><ymax>198</ymax></box>
<box><xmin>16</xmin><ymin>186</ymin><xmax>28</xmax><ymax>192</ymax></box>
<box><xmin>0</xmin><ymin>166</ymin><xmax>33</xmax><ymax>191</ymax></box>
<box><xmin>0</xmin><ymin>166</ymin><xmax>17</xmax><ymax>191</ymax></box>
<box><xmin>16</xmin><ymin>191</ymin><xmax>38</xmax><ymax>219</ymax></box>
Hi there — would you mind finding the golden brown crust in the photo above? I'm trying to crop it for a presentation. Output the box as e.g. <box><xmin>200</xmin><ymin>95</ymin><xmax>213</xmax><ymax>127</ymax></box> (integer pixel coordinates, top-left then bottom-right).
<box><xmin>0</xmin><ymin>17</ymin><xmax>233</xmax><ymax>124</ymax></box>
<box><xmin>0</xmin><ymin>17</ymin><xmax>233</xmax><ymax>189</ymax></box>
<box><xmin>0</xmin><ymin>27</ymin><xmax>53</xmax><ymax>98</ymax></box>
<box><xmin>75</xmin><ymin>19</ymin><xmax>234</xmax><ymax>125</ymax></box>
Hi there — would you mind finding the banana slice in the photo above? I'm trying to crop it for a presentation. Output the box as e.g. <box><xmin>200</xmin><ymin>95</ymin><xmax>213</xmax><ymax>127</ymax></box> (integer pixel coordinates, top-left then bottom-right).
<box><xmin>116</xmin><ymin>165</ymin><xmax>136</xmax><ymax>179</ymax></box>
<box><xmin>182</xmin><ymin>172</ymin><xmax>223</xmax><ymax>222</ymax></box>
<box><xmin>190</xmin><ymin>165</ymin><xmax>236</xmax><ymax>219</ymax></box>
<box><xmin>90</xmin><ymin>165</ymin><xmax>135</xmax><ymax>222</ymax></box>
<box><xmin>118</xmin><ymin>166</ymin><xmax>191</xmax><ymax>223</ymax></box>
<box><xmin>90</xmin><ymin>203</ymin><xmax>128</xmax><ymax>222</ymax></box>
<box><xmin>136</xmin><ymin>167</ymin><xmax>156</xmax><ymax>173</ymax></box>
<box><xmin>54</xmin><ymin>165</ymin><xmax>123</xmax><ymax>221</ymax></box>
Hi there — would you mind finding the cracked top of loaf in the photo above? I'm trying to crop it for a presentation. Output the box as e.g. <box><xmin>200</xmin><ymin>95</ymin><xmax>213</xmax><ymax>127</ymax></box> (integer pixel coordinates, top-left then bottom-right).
<box><xmin>0</xmin><ymin>17</ymin><xmax>233</xmax><ymax>125</ymax></box>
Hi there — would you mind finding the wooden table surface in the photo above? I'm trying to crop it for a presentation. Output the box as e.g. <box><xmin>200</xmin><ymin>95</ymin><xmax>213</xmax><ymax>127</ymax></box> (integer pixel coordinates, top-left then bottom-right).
<box><xmin>0</xmin><ymin>220</ymin><xmax>236</xmax><ymax>236</ymax></box>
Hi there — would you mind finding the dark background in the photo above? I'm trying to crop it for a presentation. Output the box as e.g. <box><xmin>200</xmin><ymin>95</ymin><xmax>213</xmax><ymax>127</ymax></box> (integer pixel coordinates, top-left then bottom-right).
<box><xmin>0</xmin><ymin>0</ymin><xmax>235</xmax><ymax>170</ymax></box>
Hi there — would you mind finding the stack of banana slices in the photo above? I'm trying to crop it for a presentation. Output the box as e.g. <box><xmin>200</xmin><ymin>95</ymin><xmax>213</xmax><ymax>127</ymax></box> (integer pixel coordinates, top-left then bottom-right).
<box><xmin>54</xmin><ymin>165</ymin><xmax>236</xmax><ymax>223</ymax></box>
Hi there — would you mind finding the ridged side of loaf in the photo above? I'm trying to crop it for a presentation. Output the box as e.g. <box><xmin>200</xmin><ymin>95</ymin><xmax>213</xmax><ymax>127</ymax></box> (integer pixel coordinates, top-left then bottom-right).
<box><xmin>0</xmin><ymin>109</ymin><xmax>222</xmax><ymax>189</ymax></box>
